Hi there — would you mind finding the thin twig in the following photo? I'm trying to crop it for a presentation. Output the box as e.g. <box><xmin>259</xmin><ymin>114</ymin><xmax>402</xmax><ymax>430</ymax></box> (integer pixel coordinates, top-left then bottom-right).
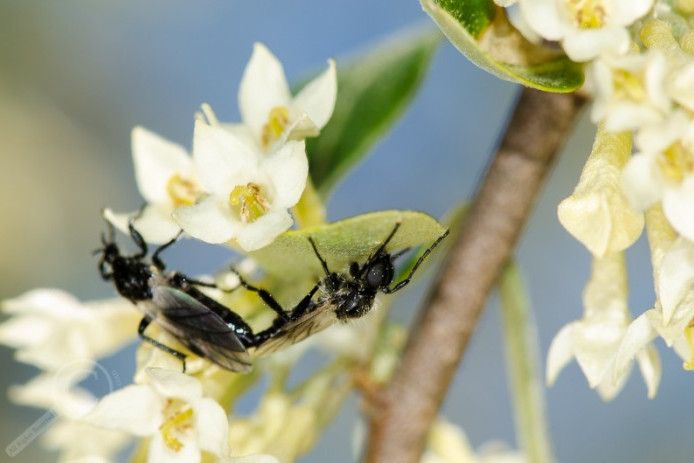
<box><xmin>364</xmin><ymin>88</ymin><xmax>586</xmax><ymax>463</ymax></box>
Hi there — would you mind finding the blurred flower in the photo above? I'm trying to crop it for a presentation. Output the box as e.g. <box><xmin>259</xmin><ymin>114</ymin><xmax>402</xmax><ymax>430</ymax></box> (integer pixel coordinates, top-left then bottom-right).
<box><xmin>234</xmin><ymin>43</ymin><xmax>336</xmax><ymax>152</ymax></box>
<box><xmin>622</xmin><ymin>111</ymin><xmax>694</xmax><ymax>241</ymax></box>
<box><xmin>589</xmin><ymin>51</ymin><xmax>669</xmax><ymax>132</ymax></box>
<box><xmin>516</xmin><ymin>0</ymin><xmax>654</xmax><ymax>61</ymax></box>
<box><xmin>105</xmin><ymin>126</ymin><xmax>201</xmax><ymax>244</ymax></box>
<box><xmin>85</xmin><ymin>368</ymin><xmax>229</xmax><ymax>463</ymax></box>
<box><xmin>546</xmin><ymin>253</ymin><xmax>660</xmax><ymax>400</ymax></box>
<box><xmin>0</xmin><ymin>289</ymin><xmax>138</xmax><ymax>371</ymax></box>
<box><xmin>228</xmin><ymin>392</ymin><xmax>317</xmax><ymax>462</ymax></box>
<box><xmin>174</xmin><ymin>120</ymin><xmax>308</xmax><ymax>251</ymax></box>
<box><xmin>422</xmin><ymin>419</ymin><xmax>525</xmax><ymax>463</ymax></box>
<box><xmin>557</xmin><ymin>127</ymin><xmax>643</xmax><ymax>257</ymax></box>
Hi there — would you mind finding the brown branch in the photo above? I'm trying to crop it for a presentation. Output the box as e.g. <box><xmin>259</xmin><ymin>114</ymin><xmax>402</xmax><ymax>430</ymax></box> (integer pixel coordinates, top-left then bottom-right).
<box><xmin>364</xmin><ymin>88</ymin><xmax>586</xmax><ymax>463</ymax></box>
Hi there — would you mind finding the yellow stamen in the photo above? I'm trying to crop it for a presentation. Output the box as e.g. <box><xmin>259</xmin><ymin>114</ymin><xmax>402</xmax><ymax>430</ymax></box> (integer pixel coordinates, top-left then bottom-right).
<box><xmin>658</xmin><ymin>142</ymin><xmax>694</xmax><ymax>183</ymax></box>
<box><xmin>159</xmin><ymin>407</ymin><xmax>194</xmax><ymax>452</ymax></box>
<box><xmin>166</xmin><ymin>174</ymin><xmax>199</xmax><ymax>207</ymax></box>
<box><xmin>684</xmin><ymin>322</ymin><xmax>694</xmax><ymax>370</ymax></box>
<box><xmin>569</xmin><ymin>0</ymin><xmax>606</xmax><ymax>29</ymax></box>
<box><xmin>261</xmin><ymin>106</ymin><xmax>290</xmax><ymax>148</ymax></box>
<box><xmin>612</xmin><ymin>69</ymin><xmax>646</xmax><ymax>102</ymax></box>
<box><xmin>229</xmin><ymin>183</ymin><xmax>270</xmax><ymax>223</ymax></box>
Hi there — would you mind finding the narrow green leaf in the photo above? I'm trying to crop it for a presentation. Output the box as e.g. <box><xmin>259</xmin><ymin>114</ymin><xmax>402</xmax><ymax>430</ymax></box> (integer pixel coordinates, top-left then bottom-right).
<box><xmin>250</xmin><ymin>210</ymin><xmax>447</xmax><ymax>281</ymax></box>
<box><xmin>421</xmin><ymin>0</ymin><xmax>584</xmax><ymax>92</ymax></box>
<box><xmin>307</xmin><ymin>29</ymin><xmax>440</xmax><ymax>197</ymax></box>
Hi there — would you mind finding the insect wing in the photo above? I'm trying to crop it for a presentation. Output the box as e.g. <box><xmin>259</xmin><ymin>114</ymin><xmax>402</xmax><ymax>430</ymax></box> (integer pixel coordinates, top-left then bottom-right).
<box><xmin>253</xmin><ymin>302</ymin><xmax>338</xmax><ymax>355</ymax></box>
<box><xmin>151</xmin><ymin>285</ymin><xmax>252</xmax><ymax>372</ymax></box>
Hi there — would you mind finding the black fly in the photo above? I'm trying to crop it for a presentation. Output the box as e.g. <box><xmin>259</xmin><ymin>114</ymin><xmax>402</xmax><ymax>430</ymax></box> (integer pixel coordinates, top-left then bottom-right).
<box><xmin>233</xmin><ymin>222</ymin><xmax>449</xmax><ymax>354</ymax></box>
<box><xmin>95</xmin><ymin>220</ymin><xmax>253</xmax><ymax>373</ymax></box>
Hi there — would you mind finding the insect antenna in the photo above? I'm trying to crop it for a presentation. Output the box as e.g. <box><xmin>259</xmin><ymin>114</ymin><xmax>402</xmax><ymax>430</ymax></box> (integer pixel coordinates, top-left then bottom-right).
<box><xmin>382</xmin><ymin>229</ymin><xmax>449</xmax><ymax>294</ymax></box>
<box><xmin>367</xmin><ymin>222</ymin><xmax>401</xmax><ymax>263</ymax></box>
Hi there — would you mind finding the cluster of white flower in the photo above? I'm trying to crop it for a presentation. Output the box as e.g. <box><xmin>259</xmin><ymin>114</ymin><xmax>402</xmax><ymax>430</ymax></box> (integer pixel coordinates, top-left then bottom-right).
<box><xmin>495</xmin><ymin>0</ymin><xmax>694</xmax><ymax>399</ymax></box>
<box><xmin>107</xmin><ymin>43</ymin><xmax>336</xmax><ymax>251</ymax></box>
<box><xmin>0</xmin><ymin>44</ymin><xmax>342</xmax><ymax>463</ymax></box>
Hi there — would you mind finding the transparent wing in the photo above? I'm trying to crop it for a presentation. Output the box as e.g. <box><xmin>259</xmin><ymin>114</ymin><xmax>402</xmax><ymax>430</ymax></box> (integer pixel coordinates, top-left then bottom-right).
<box><xmin>151</xmin><ymin>285</ymin><xmax>252</xmax><ymax>372</ymax></box>
<box><xmin>253</xmin><ymin>302</ymin><xmax>339</xmax><ymax>356</ymax></box>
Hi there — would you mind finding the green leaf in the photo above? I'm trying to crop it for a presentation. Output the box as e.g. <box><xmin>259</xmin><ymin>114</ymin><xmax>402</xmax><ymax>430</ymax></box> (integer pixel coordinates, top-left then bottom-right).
<box><xmin>250</xmin><ymin>210</ymin><xmax>447</xmax><ymax>281</ymax></box>
<box><xmin>306</xmin><ymin>30</ymin><xmax>440</xmax><ymax>197</ymax></box>
<box><xmin>421</xmin><ymin>0</ymin><xmax>584</xmax><ymax>92</ymax></box>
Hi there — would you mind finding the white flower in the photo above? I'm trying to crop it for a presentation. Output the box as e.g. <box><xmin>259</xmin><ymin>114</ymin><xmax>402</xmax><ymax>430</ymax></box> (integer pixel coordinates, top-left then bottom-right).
<box><xmin>233</xmin><ymin>42</ymin><xmax>336</xmax><ymax>152</ymax></box>
<box><xmin>422</xmin><ymin>420</ymin><xmax>525</xmax><ymax>463</ymax></box>
<box><xmin>517</xmin><ymin>0</ymin><xmax>655</xmax><ymax>61</ymax></box>
<box><xmin>622</xmin><ymin>111</ymin><xmax>694</xmax><ymax>241</ymax></box>
<box><xmin>85</xmin><ymin>368</ymin><xmax>229</xmax><ymax>463</ymax></box>
<box><xmin>105</xmin><ymin>126</ymin><xmax>202</xmax><ymax>244</ymax></box>
<box><xmin>590</xmin><ymin>51</ymin><xmax>669</xmax><ymax>131</ymax></box>
<box><xmin>173</xmin><ymin>120</ymin><xmax>308</xmax><ymax>251</ymax></box>
<box><xmin>546</xmin><ymin>253</ymin><xmax>660</xmax><ymax>400</ymax></box>
<box><xmin>0</xmin><ymin>289</ymin><xmax>138</xmax><ymax>371</ymax></box>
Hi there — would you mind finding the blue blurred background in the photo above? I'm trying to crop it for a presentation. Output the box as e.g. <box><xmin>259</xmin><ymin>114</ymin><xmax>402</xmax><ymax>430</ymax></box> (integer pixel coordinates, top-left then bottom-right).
<box><xmin>1</xmin><ymin>1</ymin><xmax>692</xmax><ymax>462</ymax></box>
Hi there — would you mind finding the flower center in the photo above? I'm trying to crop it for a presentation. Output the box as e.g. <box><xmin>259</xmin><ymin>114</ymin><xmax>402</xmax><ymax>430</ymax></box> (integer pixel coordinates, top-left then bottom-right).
<box><xmin>166</xmin><ymin>174</ymin><xmax>199</xmax><ymax>207</ymax></box>
<box><xmin>658</xmin><ymin>141</ymin><xmax>694</xmax><ymax>183</ymax></box>
<box><xmin>612</xmin><ymin>69</ymin><xmax>646</xmax><ymax>102</ymax></box>
<box><xmin>568</xmin><ymin>0</ymin><xmax>606</xmax><ymax>29</ymax></box>
<box><xmin>229</xmin><ymin>182</ymin><xmax>270</xmax><ymax>223</ymax></box>
<box><xmin>261</xmin><ymin>106</ymin><xmax>290</xmax><ymax>148</ymax></box>
<box><xmin>159</xmin><ymin>400</ymin><xmax>194</xmax><ymax>452</ymax></box>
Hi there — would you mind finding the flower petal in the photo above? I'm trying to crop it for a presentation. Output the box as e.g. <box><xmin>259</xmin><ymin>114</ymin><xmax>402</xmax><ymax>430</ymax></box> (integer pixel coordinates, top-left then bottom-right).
<box><xmin>663</xmin><ymin>177</ymin><xmax>694</xmax><ymax>242</ymax></box>
<box><xmin>622</xmin><ymin>153</ymin><xmax>664</xmax><ymax>211</ymax></box>
<box><xmin>193</xmin><ymin>120</ymin><xmax>260</xmax><ymax>195</ymax></box>
<box><xmin>235</xmin><ymin>210</ymin><xmax>293</xmax><ymax>251</ymax></box>
<box><xmin>132</xmin><ymin>126</ymin><xmax>193</xmax><ymax>204</ymax></box>
<box><xmin>85</xmin><ymin>384</ymin><xmax>162</xmax><ymax>436</ymax></box>
<box><xmin>657</xmin><ymin>237</ymin><xmax>694</xmax><ymax>324</ymax></box>
<box><xmin>146</xmin><ymin>367</ymin><xmax>202</xmax><ymax>402</ymax></box>
<box><xmin>104</xmin><ymin>205</ymin><xmax>181</xmax><ymax>245</ymax></box>
<box><xmin>2</xmin><ymin>288</ymin><xmax>82</xmax><ymax>316</ymax></box>
<box><xmin>194</xmin><ymin>398</ymin><xmax>229</xmax><ymax>455</ymax></box>
<box><xmin>174</xmin><ymin>196</ymin><xmax>238</xmax><ymax>244</ymax></box>
<box><xmin>611</xmin><ymin>0</ymin><xmax>655</xmax><ymax>26</ymax></box>
<box><xmin>519</xmin><ymin>0</ymin><xmax>565</xmax><ymax>41</ymax></box>
<box><xmin>562</xmin><ymin>27</ymin><xmax>630</xmax><ymax>62</ymax></box>
<box><xmin>546</xmin><ymin>323</ymin><xmax>576</xmax><ymax>385</ymax></box>
<box><xmin>293</xmin><ymin>59</ymin><xmax>337</xmax><ymax>131</ymax></box>
<box><xmin>612</xmin><ymin>313</ymin><xmax>656</xmax><ymax>386</ymax></box>
<box><xmin>637</xmin><ymin>345</ymin><xmax>661</xmax><ymax>399</ymax></box>
<box><xmin>263</xmin><ymin>140</ymin><xmax>308</xmax><ymax>209</ymax></box>
<box><xmin>239</xmin><ymin>43</ymin><xmax>292</xmax><ymax>138</ymax></box>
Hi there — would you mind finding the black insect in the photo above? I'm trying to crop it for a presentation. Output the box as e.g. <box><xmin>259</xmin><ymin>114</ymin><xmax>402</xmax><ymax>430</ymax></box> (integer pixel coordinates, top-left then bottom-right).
<box><xmin>95</xmin><ymin>221</ymin><xmax>254</xmax><ymax>373</ymax></box>
<box><xmin>233</xmin><ymin>222</ymin><xmax>449</xmax><ymax>355</ymax></box>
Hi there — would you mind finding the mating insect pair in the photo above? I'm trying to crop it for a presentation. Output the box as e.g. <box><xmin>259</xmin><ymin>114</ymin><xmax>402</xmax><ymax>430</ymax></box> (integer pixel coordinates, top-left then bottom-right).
<box><xmin>95</xmin><ymin>220</ymin><xmax>448</xmax><ymax>373</ymax></box>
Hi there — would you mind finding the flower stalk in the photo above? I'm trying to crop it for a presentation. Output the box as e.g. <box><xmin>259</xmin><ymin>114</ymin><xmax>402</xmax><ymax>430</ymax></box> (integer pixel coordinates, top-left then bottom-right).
<box><xmin>499</xmin><ymin>262</ymin><xmax>555</xmax><ymax>463</ymax></box>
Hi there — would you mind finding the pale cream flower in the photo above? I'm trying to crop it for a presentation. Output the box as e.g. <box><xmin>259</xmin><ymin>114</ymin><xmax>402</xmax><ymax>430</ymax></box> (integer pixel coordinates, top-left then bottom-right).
<box><xmin>558</xmin><ymin>127</ymin><xmax>644</xmax><ymax>257</ymax></box>
<box><xmin>173</xmin><ymin>120</ymin><xmax>307</xmax><ymax>251</ymax></box>
<box><xmin>233</xmin><ymin>43</ymin><xmax>336</xmax><ymax>152</ymax></box>
<box><xmin>517</xmin><ymin>0</ymin><xmax>655</xmax><ymax>61</ymax></box>
<box><xmin>105</xmin><ymin>126</ymin><xmax>202</xmax><ymax>244</ymax></box>
<box><xmin>590</xmin><ymin>51</ymin><xmax>670</xmax><ymax>131</ymax></box>
<box><xmin>546</xmin><ymin>253</ymin><xmax>661</xmax><ymax>400</ymax></box>
<box><xmin>623</xmin><ymin>111</ymin><xmax>694</xmax><ymax>241</ymax></box>
<box><xmin>85</xmin><ymin>368</ymin><xmax>229</xmax><ymax>463</ymax></box>
<box><xmin>0</xmin><ymin>289</ymin><xmax>138</xmax><ymax>371</ymax></box>
<box><xmin>422</xmin><ymin>419</ymin><xmax>525</xmax><ymax>463</ymax></box>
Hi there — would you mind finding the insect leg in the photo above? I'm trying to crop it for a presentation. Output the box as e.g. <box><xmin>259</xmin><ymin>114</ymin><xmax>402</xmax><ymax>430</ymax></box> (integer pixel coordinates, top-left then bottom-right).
<box><xmin>229</xmin><ymin>269</ymin><xmax>289</xmax><ymax>321</ymax></box>
<box><xmin>152</xmin><ymin>231</ymin><xmax>183</xmax><ymax>270</ymax></box>
<box><xmin>128</xmin><ymin>221</ymin><xmax>148</xmax><ymax>258</ymax></box>
<box><xmin>368</xmin><ymin>222</ymin><xmax>401</xmax><ymax>261</ymax></box>
<box><xmin>308</xmin><ymin>237</ymin><xmax>331</xmax><ymax>276</ymax></box>
<box><xmin>383</xmin><ymin>229</ymin><xmax>449</xmax><ymax>294</ymax></box>
<box><xmin>137</xmin><ymin>316</ymin><xmax>188</xmax><ymax>373</ymax></box>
